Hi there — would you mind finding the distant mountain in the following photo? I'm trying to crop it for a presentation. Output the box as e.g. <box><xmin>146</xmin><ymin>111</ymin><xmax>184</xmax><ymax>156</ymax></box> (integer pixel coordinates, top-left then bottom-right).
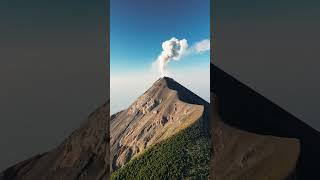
<box><xmin>110</xmin><ymin>77</ymin><xmax>211</xmax><ymax>179</ymax></box>
<box><xmin>0</xmin><ymin>102</ymin><xmax>110</xmax><ymax>180</ymax></box>
<box><xmin>211</xmin><ymin>64</ymin><xmax>320</xmax><ymax>179</ymax></box>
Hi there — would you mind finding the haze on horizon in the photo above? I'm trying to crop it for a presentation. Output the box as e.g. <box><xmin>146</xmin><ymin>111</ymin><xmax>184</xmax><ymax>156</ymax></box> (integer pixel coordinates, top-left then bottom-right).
<box><xmin>110</xmin><ymin>0</ymin><xmax>210</xmax><ymax>114</ymax></box>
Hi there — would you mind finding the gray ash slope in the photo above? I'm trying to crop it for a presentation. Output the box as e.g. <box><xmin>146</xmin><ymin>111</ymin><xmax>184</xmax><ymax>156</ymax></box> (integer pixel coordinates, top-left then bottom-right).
<box><xmin>110</xmin><ymin>77</ymin><xmax>210</xmax><ymax>172</ymax></box>
<box><xmin>0</xmin><ymin>102</ymin><xmax>110</xmax><ymax>180</ymax></box>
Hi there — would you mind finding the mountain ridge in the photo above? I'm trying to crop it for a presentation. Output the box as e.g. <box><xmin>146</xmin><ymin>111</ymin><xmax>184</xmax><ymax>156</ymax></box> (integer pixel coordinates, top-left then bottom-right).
<box><xmin>110</xmin><ymin>76</ymin><xmax>210</xmax><ymax>174</ymax></box>
<box><xmin>211</xmin><ymin>63</ymin><xmax>320</xmax><ymax>179</ymax></box>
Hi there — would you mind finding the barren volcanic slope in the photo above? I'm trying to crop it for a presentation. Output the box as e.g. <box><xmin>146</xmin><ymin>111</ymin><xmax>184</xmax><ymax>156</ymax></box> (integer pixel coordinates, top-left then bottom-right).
<box><xmin>211</xmin><ymin>64</ymin><xmax>320</xmax><ymax>179</ymax></box>
<box><xmin>211</xmin><ymin>95</ymin><xmax>300</xmax><ymax>180</ymax></box>
<box><xmin>0</xmin><ymin>102</ymin><xmax>110</xmax><ymax>180</ymax></box>
<box><xmin>110</xmin><ymin>77</ymin><xmax>211</xmax><ymax>179</ymax></box>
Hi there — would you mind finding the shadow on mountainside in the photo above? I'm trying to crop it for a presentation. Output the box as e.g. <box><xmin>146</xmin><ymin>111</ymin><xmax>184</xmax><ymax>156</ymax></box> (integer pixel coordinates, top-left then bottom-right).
<box><xmin>211</xmin><ymin>63</ymin><xmax>320</xmax><ymax>179</ymax></box>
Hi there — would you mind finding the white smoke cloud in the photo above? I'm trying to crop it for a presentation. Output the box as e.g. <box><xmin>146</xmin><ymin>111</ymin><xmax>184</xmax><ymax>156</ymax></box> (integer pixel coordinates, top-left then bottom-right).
<box><xmin>153</xmin><ymin>37</ymin><xmax>188</xmax><ymax>76</ymax></box>
<box><xmin>153</xmin><ymin>37</ymin><xmax>210</xmax><ymax>77</ymax></box>
<box><xmin>193</xmin><ymin>39</ymin><xmax>210</xmax><ymax>54</ymax></box>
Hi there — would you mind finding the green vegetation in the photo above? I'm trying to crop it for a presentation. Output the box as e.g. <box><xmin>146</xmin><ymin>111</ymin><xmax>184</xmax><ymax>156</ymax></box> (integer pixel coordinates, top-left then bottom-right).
<box><xmin>111</xmin><ymin>120</ymin><xmax>210</xmax><ymax>180</ymax></box>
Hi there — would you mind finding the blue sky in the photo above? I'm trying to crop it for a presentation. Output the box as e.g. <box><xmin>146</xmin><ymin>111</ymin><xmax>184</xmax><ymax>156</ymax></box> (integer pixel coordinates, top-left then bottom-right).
<box><xmin>110</xmin><ymin>0</ymin><xmax>210</xmax><ymax>113</ymax></box>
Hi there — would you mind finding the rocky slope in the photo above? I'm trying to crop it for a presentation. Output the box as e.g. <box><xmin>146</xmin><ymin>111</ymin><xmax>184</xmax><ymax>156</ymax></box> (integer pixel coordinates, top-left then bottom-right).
<box><xmin>0</xmin><ymin>102</ymin><xmax>110</xmax><ymax>180</ymax></box>
<box><xmin>110</xmin><ymin>77</ymin><xmax>210</xmax><ymax>172</ymax></box>
<box><xmin>211</xmin><ymin>63</ymin><xmax>320</xmax><ymax>179</ymax></box>
<box><xmin>0</xmin><ymin>77</ymin><xmax>211</xmax><ymax>180</ymax></box>
<box><xmin>211</xmin><ymin>95</ymin><xmax>300</xmax><ymax>180</ymax></box>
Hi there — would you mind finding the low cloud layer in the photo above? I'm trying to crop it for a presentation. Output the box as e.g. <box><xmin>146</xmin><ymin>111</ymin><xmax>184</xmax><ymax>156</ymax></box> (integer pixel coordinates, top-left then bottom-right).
<box><xmin>153</xmin><ymin>37</ymin><xmax>210</xmax><ymax>76</ymax></box>
<box><xmin>111</xmin><ymin>65</ymin><xmax>210</xmax><ymax>114</ymax></box>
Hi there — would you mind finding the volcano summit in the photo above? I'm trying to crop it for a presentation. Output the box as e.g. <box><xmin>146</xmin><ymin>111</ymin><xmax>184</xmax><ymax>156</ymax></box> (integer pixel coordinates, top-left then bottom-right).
<box><xmin>110</xmin><ymin>77</ymin><xmax>211</xmax><ymax>179</ymax></box>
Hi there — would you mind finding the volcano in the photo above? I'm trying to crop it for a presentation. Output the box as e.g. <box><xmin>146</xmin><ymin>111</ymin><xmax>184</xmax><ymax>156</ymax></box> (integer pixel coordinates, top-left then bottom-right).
<box><xmin>110</xmin><ymin>77</ymin><xmax>211</xmax><ymax>179</ymax></box>
<box><xmin>0</xmin><ymin>77</ymin><xmax>211</xmax><ymax>180</ymax></box>
<box><xmin>211</xmin><ymin>63</ymin><xmax>320</xmax><ymax>179</ymax></box>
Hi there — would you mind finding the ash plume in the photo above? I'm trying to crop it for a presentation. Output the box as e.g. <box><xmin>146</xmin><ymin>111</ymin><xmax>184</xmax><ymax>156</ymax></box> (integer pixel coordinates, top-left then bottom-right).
<box><xmin>153</xmin><ymin>37</ymin><xmax>188</xmax><ymax>76</ymax></box>
<box><xmin>153</xmin><ymin>37</ymin><xmax>210</xmax><ymax>77</ymax></box>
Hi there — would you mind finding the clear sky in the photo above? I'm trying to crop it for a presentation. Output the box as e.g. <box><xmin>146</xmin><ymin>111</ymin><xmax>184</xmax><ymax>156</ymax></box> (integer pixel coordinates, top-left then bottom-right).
<box><xmin>110</xmin><ymin>0</ymin><xmax>210</xmax><ymax>114</ymax></box>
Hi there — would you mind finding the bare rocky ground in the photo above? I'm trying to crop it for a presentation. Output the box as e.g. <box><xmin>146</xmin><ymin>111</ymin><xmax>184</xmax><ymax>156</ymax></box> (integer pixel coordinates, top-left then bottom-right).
<box><xmin>0</xmin><ymin>72</ymin><xmax>309</xmax><ymax>180</ymax></box>
<box><xmin>0</xmin><ymin>77</ymin><xmax>210</xmax><ymax>180</ymax></box>
<box><xmin>0</xmin><ymin>96</ymin><xmax>300</xmax><ymax>180</ymax></box>
<box><xmin>110</xmin><ymin>77</ymin><xmax>209</xmax><ymax>172</ymax></box>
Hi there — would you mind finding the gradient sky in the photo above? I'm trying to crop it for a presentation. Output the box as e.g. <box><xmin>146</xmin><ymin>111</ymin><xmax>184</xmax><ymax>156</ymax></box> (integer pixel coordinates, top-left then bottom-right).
<box><xmin>110</xmin><ymin>0</ymin><xmax>210</xmax><ymax>114</ymax></box>
<box><xmin>215</xmin><ymin>0</ymin><xmax>320</xmax><ymax>130</ymax></box>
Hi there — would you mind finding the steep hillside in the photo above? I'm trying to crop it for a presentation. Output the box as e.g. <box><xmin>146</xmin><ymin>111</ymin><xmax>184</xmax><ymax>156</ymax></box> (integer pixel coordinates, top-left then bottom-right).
<box><xmin>112</xmin><ymin>117</ymin><xmax>210</xmax><ymax>179</ymax></box>
<box><xmin>110</xmin><ymin>77</ymin><xmax>211</xmax><ymax>178</ymax></box>
<box><xmin>211</xmin><ymin>64</ymin><xmax>320</xmax><ymax>179</ymax></box>
<box><xmin>211</xmin><ymin>95</ymin><xmax>299</xmax><ymax>180</ymax></box>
